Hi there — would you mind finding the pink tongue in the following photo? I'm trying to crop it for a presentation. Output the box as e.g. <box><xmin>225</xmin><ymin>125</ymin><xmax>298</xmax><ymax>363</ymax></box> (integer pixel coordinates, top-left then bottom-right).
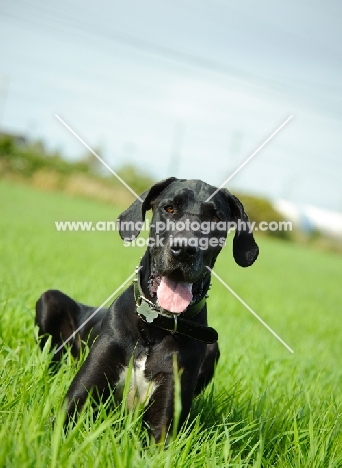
<box><xmin>157</xmin><ymin>277</ymin><xmax>193</xmax><ymax>313</ymax></box>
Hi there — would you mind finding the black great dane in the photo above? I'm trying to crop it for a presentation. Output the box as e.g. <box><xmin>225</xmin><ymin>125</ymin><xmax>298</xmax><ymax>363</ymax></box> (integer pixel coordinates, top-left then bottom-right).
<box><xmin>36</xmin><ymin>177</ymin><xmax>259</xmax><ymax>442</ymax></box>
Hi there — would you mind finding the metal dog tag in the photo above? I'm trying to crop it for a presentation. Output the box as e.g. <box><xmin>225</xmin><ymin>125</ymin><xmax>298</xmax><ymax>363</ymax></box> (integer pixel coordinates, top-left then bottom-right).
<box><xmin>137</xmin><ymin>301</ymin><xmax>158</xmax><ymax>323</ymax></box>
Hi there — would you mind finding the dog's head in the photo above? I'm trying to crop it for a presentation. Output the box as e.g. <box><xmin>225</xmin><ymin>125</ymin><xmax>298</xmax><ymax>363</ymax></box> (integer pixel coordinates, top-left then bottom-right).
<box><xmin>118</xmin><ymin>177</ymin><xmax>258</xmax><ymax>313</ymax></box>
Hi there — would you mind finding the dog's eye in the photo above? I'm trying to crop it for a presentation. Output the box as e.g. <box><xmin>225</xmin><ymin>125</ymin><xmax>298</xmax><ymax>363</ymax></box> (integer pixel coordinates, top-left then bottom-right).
<box><xmin>164</xmin><ymin>205</ymin><xmax>174</xmax><ymax>214</ymax></box>
<box><xmin>212</xmin><ymin>214</ymin><xmax>220</xmax><ymax>222</ymax></box>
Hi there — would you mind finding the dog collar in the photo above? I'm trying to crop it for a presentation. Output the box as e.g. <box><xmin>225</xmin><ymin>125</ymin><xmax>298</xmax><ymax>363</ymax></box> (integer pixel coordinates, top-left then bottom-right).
<box><xmin>133</xmin><ymin>268</ymin><xmax>218</xmax><ymax>344</ymax></box>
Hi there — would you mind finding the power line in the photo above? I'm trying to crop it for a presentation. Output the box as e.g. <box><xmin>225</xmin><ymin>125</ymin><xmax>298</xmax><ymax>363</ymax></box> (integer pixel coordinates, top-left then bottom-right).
<box><xmin>2</xmin><ymin>1</ymin><xmax>342</xmax><ymax>118</ymax></box>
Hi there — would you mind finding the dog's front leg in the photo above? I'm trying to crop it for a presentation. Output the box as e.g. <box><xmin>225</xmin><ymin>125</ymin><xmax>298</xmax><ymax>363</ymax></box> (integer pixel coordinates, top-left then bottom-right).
<box><xmin>144</xmin><ymin>372</ymin><xmax>195</xmax><ymax>443</ymax></box>
<box><xmin>64</xmin><ymin>334</ymin><xmax>125</xmax><ymax>423</ymax></box>
<box><xmin>194</xmin><ymin>342</ymin><xmax>220</xmax><ymax>396</ymax></box>
<box><xmin>144</xmin><ymin>373</ymin><xmax>177</xmax><ymax>443</ymax></box>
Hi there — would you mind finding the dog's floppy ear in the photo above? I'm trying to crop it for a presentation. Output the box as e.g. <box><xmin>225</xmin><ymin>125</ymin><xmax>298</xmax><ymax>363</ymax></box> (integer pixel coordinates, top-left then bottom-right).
<box><xmin>221</xmin><ymin>189</ymin><xmax>259</xmax><ymax>267</ymax></box>
<box><xmin>117</xmin><ymin>177</ymin><xmax>178</xmax><ymax>240</ymax></box>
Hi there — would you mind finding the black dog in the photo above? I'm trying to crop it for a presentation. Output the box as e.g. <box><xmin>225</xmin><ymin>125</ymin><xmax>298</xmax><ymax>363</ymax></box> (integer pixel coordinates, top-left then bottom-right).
<box><xmin>36</xmin><ymin>177</ymin><xmax>258</xmax><ymax>442</ymax></box>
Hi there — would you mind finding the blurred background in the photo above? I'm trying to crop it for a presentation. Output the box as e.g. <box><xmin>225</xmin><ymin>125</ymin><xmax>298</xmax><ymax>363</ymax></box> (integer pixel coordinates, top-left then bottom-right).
<box><xmin>1</xmin><ymin>0</ymin><xmax>342</xmax><ymax>245</ymax></box>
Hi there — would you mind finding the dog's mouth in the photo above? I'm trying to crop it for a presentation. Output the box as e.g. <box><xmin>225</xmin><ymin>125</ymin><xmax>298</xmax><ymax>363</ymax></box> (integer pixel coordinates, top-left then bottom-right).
<box><xmin>148</xmin><ymin>271</ymin><xmax>193</xmax><ymax>314</ymax></box>
<box><xmin>156</xmin><ymin>277</ymin><xmax>193</xmax><ymax>314</ymax></box>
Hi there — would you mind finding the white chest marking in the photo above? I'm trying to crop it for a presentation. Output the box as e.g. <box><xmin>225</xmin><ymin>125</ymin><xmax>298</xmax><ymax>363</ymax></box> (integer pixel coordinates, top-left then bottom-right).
<box><xmin>116</xmin><ymin>356</ymin><xmax>156</xmax><ymax>409</ymax></box>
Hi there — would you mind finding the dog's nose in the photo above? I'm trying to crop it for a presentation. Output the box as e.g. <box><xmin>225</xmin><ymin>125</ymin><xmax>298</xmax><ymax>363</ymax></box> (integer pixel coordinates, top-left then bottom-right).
<box><xmin>171</xmin><ymin>239</ymin><xmax>198</xmax><ymax>259</ymax></box>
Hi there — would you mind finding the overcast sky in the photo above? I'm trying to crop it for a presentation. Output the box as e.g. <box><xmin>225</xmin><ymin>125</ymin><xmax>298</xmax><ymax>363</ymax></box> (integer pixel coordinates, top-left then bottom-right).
<box><xmin>1</xmin><ymin>0</ymin><xmax>341</xmax><ymax>211</ymax></box>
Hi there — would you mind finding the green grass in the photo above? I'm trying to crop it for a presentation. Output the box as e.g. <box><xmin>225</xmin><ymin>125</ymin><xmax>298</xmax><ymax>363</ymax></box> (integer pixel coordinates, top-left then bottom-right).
<box><xmin>0</xmin><ymin>180</ymin><xmax>341</xmax><ymax>467</ymax></box>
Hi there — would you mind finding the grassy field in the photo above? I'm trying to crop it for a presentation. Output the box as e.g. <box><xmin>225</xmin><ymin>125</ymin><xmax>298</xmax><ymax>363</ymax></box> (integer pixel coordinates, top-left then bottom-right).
<box><xmin>0</xmin><ymin>180</ymin><xmax>341</xmax><ymax>467</ymax></box>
